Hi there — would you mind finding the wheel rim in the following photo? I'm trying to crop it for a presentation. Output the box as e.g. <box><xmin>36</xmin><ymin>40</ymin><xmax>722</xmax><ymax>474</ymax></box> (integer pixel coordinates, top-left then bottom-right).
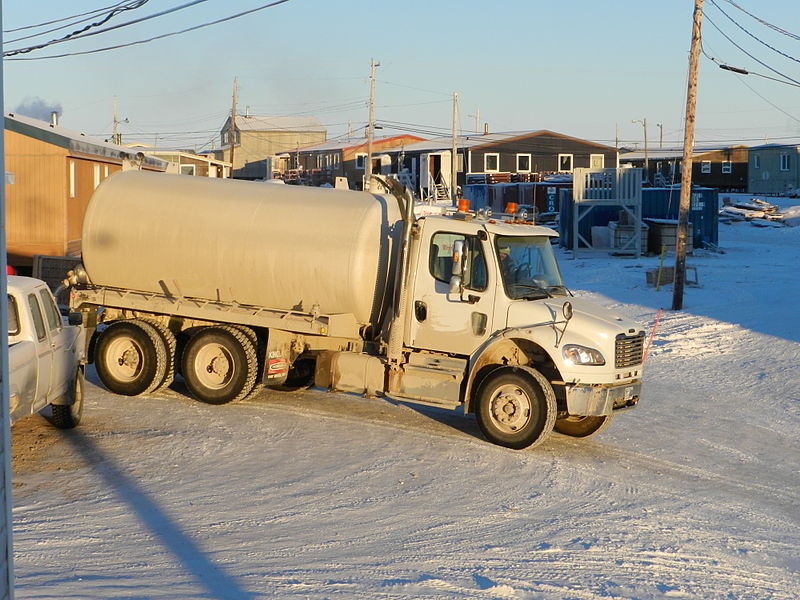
<box><xmin>193</xmin><ymin>342</ymin><xmax>234</xmax><ymax>390</ymax></box>
<box><xmin>488</xmin><ymin>383</ymin><xmax>532</xmax><ymax>434</ymax></box>
<box><xmin>104</xmin><ymin>336</ymin><xmax>144</xmax><ymax>382</ymax></box>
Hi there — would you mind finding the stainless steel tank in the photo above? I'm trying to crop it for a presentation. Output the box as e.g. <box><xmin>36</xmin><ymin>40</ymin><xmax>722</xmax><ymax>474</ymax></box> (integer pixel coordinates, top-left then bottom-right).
<box><xmin>82</xmin><ymin>171</ymin><xmax>402</xmax><ymax>326</ymax></box>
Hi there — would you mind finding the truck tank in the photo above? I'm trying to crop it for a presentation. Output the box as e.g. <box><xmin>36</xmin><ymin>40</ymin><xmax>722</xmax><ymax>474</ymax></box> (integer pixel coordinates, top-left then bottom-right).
<box><xmin>81</xmin><ymin>171</ymin><xmax>403</xmax><ymax>326</ymax></box>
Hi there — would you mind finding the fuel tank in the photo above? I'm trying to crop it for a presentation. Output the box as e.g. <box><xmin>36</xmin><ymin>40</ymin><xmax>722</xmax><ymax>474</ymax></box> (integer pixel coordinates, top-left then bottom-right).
<box><xmin>81</xmin><ymin>171</ymin><xmax>402</xmax><ymax>326</ymax></box>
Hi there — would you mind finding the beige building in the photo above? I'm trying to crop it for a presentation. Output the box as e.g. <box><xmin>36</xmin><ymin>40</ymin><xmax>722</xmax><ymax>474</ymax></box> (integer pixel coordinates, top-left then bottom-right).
<box><xmin>217</xmin><ymin>115</ymin><xmax>326</xmax><ymax>179</ymax></box>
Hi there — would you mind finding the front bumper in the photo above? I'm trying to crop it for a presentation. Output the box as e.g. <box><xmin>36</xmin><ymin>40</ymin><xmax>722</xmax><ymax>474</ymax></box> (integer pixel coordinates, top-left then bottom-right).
<box><xmin>565</xmin><ymin>381</ymin><xmax>641</xmax><ymax>417</ymax></box>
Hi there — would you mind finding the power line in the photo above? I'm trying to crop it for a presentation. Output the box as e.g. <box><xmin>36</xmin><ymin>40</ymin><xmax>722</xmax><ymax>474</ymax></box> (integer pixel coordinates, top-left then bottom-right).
<box><xmin>702</xmin><ymin>11</ymin><xmax>800</xmax><ymax>87</ymax></box>
<box><xmin>5</xmin><ymin>0</ymin><xmax>294</xmax><ymax>61</ymax></box>
<box><xmin>708</xmin><ymin>0</ymin><xmax>800</xmax><ymax>66</ymax></box>
<box><xmin>722</xmin><ymin>0</ymin><xmax>800</xmax><ymax>42</ymax></box>
<box><xmin>3</xmin><ymin>2</ymin><xmax>130</xmax><ymax>33</ymax></box>
<box><xmin>5</xmin><ymin>2</ymin><xmax>140</xmax><ymax>43</ymax></box>
<box><xmin>4</xmin><ymin>1</ymin><xmax>153</xmax><ymax>57</ymax></box>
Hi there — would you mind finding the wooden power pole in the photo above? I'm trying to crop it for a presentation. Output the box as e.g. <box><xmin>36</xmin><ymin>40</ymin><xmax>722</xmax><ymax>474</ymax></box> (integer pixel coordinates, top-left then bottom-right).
<box><xmin>365</xmin><ymin>58</ymin><xmax>379</xmax><ymax>191</ymax></box>
<box><xmin>672</xmin><ymin>0</ymin><xmax>704</xmax><ymax>311</ymax></box>
<box><xmin>451</xmin><ymin>92</ymin><xmax>459</xmax><ymax>204</ymax></box>
<box><xmin>229</xmin><ymin>77</ymin><xmax>238</xmax><ymax>179</ymax></box>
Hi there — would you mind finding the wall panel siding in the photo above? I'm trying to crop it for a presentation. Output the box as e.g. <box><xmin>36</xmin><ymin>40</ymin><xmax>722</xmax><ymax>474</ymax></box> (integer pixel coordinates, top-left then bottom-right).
<box><xmin>5</xmin><ymin>130</ymin><xmax>69</xmax><ymax>261</ymax></box>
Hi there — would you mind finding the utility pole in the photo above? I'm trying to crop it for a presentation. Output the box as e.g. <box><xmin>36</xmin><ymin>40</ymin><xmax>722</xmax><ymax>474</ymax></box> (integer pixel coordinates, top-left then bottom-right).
<box><xmin>365</xmin><ymin>58</ymin><xmax>379</xmax><ymax>191</ymax></box>
<box><xmin>672</xmin><ymin>0</ymin><xmax>704</xmax><ymax>311</ymax></box>
<box><xmin>112</xmin><ymin>96</ymin><xmax>128</xmax><ymax>145</ymax></box>
<box><xmin>451</xmin><ymin>92</ymin><xmax>459</xmax><ymax>204</ymax></box>
<box><xmin>0</xmin><ymin>7</ymin><xmax>16</xmax><ymax>598</ymax></box>
<box><xmin>229</xmin><ymin>77</ymin><xmax>238</xmax><ymax>179</ymax></box>
<box><xmin>657</xmin><ymin>123</ymin><xmax>664</xmax><ymax>148</ymax></box>
<box><xmin>632</xmin><ymin>118</ymin><xmax>648</xmax><ymax>171</ymax></box>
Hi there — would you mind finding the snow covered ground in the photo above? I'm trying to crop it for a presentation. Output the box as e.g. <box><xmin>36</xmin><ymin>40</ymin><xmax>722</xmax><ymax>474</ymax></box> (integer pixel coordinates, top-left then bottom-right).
<box><xmin>9</xmin><ymin>195</ymin><xmax>800</xmax><ymax>599</ymax></box>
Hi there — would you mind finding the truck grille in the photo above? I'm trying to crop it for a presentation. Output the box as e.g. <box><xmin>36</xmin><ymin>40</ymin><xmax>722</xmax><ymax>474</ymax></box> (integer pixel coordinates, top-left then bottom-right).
<box><xmin>615</xmin><ymin>332</ymin><xmax>645</xmax><ymax>368</ymax></box>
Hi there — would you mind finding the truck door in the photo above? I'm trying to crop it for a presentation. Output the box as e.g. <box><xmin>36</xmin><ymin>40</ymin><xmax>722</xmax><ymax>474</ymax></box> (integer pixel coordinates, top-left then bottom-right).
<box><xmin>26</xmin><ymin>293</ymin><xmax>54</xmax><ymax>410</ymax></box>
<box><xmin>408</xmin><ymin>228</ymin><xmax>495</xmax><ymax>355</ymax></box>
<box><xmin>38</xmin><ymin>287</ymin><xmax>74</xmax><ymax>401</ymax></box>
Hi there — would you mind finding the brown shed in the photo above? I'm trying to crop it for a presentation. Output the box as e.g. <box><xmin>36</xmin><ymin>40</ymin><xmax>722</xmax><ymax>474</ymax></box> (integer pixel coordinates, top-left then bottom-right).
<box><xmin>4</xmin><ymin>113</ymin><xmax>167</xmax><ymax>269</ymax></box>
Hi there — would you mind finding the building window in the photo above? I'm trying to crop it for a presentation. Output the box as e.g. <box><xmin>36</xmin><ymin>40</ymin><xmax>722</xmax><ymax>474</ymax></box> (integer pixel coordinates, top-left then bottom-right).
<box><xmin>516</xmin><ymin>154</ymin><xmax>531</xmax><ymax>173</ymax></box>
<box><xmin>355</xmin><ymin>153</ymin><xmax>367</xmax><ymax>170</ymax></box>
<box><xmin>180</xmin><ymin>165</ymin><xmax>196</xmax><ymax>176</ymax></box>
<box><xmin>753</xmin><ymin>155</ymin><xmax>760</xmax><ymax>169</ymax></box>
<box><xmin>721</xmin><ymin>161</ymin><xmax>732</xmax><ymax>174</ymax></box>
<box><xmin>701</xmin><ymin>161</ymin><xmax>711</xmax><ymax>174</ymax></box>
<box><xmin>590</xmin><ymin>154</ymin><xmax>605</xmax><ymax>169</ymax></box>
<box><xmin>484</xmin><ymin>153</ymin><xmax>500</xmax><ymax>172</ymax></box>
<box><xmin>69</xmin><ymin>160</ymin><xmax>76</xmax><ymax>198</ymax></box>
<box><xmin>93</xmin><ymin>164</ymin><xmax>101</xmax><ymax>189</ymax></box>
<box><xmin>780</xmin><ymin>154</ymin><xmax>790</xmax><ymax>171</ymax></box>
<box><xmin>558</xmin><ymin>154</ymin><xmax>573</xmax><ymax>172</ymax></box>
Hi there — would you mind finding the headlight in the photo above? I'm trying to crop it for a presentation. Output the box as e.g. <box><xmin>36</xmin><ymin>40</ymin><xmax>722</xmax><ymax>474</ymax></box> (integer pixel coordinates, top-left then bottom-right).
<box><xmin>562</xmin><ymin>344</ymin><xmax>605</xmax><ymax>366</ymax></box>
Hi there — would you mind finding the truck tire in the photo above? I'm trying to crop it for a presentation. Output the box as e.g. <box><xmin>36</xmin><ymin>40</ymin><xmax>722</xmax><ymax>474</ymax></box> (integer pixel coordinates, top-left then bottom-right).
<box><xmin>51</xmin><ymin>367</ymin><xmax>84</xmax><ymax>429</ymax></box>
<box><xmin>95</xmin><ymin>320</ymin><xmax>168</xmax><ymax>396</ymax></box>
<box><xmin>475</xmin><ymin>366</ymin><xmax>556</xmax><ymax>449</ymax></box>
<box><xmin>141</xmin><ymin>319</ymin><xmax>177</xmax><ymax>391</ymax></box>
<box><xmin>554</xmin><ymin>415</ymin><xmax>612</xmax><ymax>438</ymax></box>
<box><xmin>181</xmin><ymin>326</ymin><xmax>258</xmax><ymax>405</ymax></box>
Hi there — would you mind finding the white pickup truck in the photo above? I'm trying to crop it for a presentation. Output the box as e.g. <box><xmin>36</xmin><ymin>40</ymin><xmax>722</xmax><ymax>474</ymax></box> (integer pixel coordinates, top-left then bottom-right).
<box><xmin>8</xmin><ymin>276</ymin><xmax>85</xmax><ymax>428</ymax></box>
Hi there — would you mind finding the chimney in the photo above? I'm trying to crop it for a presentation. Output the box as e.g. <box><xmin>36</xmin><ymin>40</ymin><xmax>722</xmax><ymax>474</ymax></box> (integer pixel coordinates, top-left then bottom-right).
<box><xmin>50</xmin><ymin>111</ymin><xmax>59</xmax><ymax>127</ymax></box>
<box><xmin>483</xmin><ymin>123</ymin><xmax>489</xmax><ymax>135</ymax></box>
<box><xmin>245</xmin><ymin>106</ymin><xmax>251</xmax><ymax>118</ymax></box>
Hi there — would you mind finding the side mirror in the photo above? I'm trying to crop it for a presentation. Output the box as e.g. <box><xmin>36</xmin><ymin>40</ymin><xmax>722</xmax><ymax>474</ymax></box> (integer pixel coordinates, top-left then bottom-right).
<box><xmin>562</xmin><ymin>301</ymin><xmax>573</xmax><ymax>322</ymax></box>
<box><xmin>449</xmin><ymin>240</ymin><xmax>466</xmax><ymax>294</ymax></box>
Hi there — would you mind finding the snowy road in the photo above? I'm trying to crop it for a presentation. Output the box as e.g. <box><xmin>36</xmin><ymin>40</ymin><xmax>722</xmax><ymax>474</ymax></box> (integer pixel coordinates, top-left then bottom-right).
<box><xmin>10</xmin><ymin>198</ymin><xmax>800</xmax><ymax>599</ymax></box>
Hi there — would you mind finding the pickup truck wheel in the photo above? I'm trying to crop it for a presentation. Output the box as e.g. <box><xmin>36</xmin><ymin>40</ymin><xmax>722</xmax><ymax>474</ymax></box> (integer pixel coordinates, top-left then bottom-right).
<box><xmin>475</xmin><ymin>366</ymin><xmax>556</xmax><ymax>449</ymax></box>
<box><xmin>181</xmin><ymin>326</ymin><xmax>258</xmax><ymax>404</ymax></box>
<box><xmin>51</xmin><ymin>368</ymin><xmax>84</xmax><ymax>429</ymax></box>
<box><xmin>554</xmin><ymin>415</ymin><xmax>612</xmax><ymax>438</ymax></box>
<box><xmin>95</xmin><ymin>320</ymin><xmax>167</xmax><ymax>396</ymax></box>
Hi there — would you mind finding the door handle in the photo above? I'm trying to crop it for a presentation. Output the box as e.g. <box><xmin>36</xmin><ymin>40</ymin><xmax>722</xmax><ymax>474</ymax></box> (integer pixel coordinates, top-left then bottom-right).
<box><xmin>414</xmin><ymin>301</ymin><xmax>427</xmax><ymax>322</ymax></box>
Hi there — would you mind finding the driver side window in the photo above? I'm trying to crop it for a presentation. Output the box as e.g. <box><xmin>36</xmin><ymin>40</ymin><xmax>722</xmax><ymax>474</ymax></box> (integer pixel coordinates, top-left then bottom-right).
<box><xmin>429</xmin><ymin>232</ymin><xmax>487</xmax><ymax>291</ymax></box>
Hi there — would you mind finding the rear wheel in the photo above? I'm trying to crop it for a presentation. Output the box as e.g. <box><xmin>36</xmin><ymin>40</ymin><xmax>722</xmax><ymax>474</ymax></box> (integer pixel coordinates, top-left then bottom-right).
<box><xmin>51</xmin><ymin>367</ymin><xmax>84</xmax><ymax>429</ymax></box>
<box><xmin>181</xmin><ymin>326</ymin><xmax>258</xmax><ymax>404</ymax></box>
<box><xmin>141</xmin><ymin>319</ymin><xmax>177</xmax><ymax>391</ymax></box>
<box><xmin>554</xmin><ymin>415</ymin><xmax>612</xmax><ymax>438</ymax></box>
<box><xmin>475</xmin><ymin>366</ymin><xmax>556</xmax><ymax>449</ymax></box>
<box><xmin>94</xmin><ymin>320</ymin><xmax>167</xmax><ymax>396</ymax></box>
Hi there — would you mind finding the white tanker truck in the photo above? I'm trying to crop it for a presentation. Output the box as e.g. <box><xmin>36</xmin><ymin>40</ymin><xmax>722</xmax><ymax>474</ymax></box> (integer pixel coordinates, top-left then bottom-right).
<box><xmin>64</xmin><ymin>170</ymin><xmax>644</xmax><ymax>449</ymax></box>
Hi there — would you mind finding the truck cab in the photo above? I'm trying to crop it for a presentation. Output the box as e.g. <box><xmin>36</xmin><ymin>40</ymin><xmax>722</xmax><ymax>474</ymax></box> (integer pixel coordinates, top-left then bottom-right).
<box><xmin>386</xmin><ymin>210</ymin><xmax>644</xmax><ymax>448</ymax></box>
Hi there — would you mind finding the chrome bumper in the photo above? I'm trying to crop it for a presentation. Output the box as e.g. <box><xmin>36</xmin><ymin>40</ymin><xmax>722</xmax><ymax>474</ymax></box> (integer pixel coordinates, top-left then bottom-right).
<box><xmin>565</xmin><ymin>381</ymin><xmax>641</xmax><ymax>417</ymax></box>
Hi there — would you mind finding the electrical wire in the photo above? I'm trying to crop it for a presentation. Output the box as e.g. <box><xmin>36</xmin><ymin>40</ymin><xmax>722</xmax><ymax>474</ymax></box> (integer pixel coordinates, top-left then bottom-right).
<box><xmin>5</xmin><ymin>0</ymin><xmax>294</xmax><ymax>61</ymax></box>
<box><xmin>722</xmin><ymin>0</ymin><xmax>800</xmax><ymax>42</ymax></box>
<box><xmin>702</xmin><ymin>11</ymin><xmax>800</xmax><ymax>87</ymax></box>
<box><xmin>6</xmin><ymin>3</ymin><xmax>142</xmax><ymax>44</ymax></box>
<box><xmin>3</xmin><ymin>2</ymin><xmax>130</xmax><ymax>33</ymax></box>
<box><xmin>4</xmin><ymin>1</ymin><xmax>152</xmax><ymax>57</ymax></box>
<box><xmin>708</xmin><ymin>0</ymin><xmax>800</xmax><ymax>66</ymax></box>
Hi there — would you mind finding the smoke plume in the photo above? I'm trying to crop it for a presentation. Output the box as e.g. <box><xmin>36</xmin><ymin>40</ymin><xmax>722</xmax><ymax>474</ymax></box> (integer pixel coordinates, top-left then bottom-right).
<box><xmin>13</xmin><ymin>96</ymin><xmax>63</xmax><ymax>122</ymax></box>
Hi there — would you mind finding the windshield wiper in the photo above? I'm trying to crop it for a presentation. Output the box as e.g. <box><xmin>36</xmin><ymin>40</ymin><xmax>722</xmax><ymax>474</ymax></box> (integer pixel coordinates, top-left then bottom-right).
<box><xmin>510</xmin><ymin>283</ymin><xmax>553</xmax><ymax>299</ymax></box>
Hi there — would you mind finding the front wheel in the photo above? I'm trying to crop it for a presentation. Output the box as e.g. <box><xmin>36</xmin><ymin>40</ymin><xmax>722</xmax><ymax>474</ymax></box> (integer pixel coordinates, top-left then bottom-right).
<box><xmin>51</xmin><ymin>367</ymin><xmax>84</xmax><ymax>429</ymax></box>
<box><xmin>475</xmin><ymin>366</ymin><xmax>556</xmax><ymax>449</ymax></box>
<box><xmin>554</xmin><ymin>415</ymin><xmax>611</xmax><ymax>438</ymax></box>
<box><xmin>181</xmin><ymin>326</ymin><xmax>258</xmax><ymax>404</ymax></box>
<box><xmin>94</xmin><ymin>320</ymin><xmax>167</xmax><ymax>396</ymax></box>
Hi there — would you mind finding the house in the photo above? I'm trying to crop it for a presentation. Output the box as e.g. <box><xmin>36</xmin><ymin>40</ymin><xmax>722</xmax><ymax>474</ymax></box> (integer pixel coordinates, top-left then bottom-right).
<box><xmin>747</xmin><ymin>143</ymin><xmax>800</xmax><ymax>195</ymax></box>
<box><xmin>4</xmin><ymin>113</ymin><xmax>168</xmax><ymax>269</ymax></box>
<box><xmin>294</xmin><ymin>135</ymin><xmax>425</xmax><ymax>188</ymax></box>
<box><xmin>387</xmin><ymin>130</ymin><xmax>619</xmax><ymax>201</ymax></box>
<box><xmin>619</xmin><ymin>145</ymin><xmax>749</xmax><ymax>191</ymax></box>
<box><xmin>216</xmin><ymin>114</ymin><xmax>327</xmax><ymax>180</ymax></box>
<box><xmin>128</xmin><ymin>146</ymin><xmax>231</xmax><ymax>178</ymax></box>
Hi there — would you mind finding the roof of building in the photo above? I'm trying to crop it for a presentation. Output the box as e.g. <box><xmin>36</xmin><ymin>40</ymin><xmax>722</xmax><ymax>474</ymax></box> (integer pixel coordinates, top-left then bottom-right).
<box><xmin>223</xmin><ymin>115</ymin><xmax>326</xmax><ymax>133</ymax></box>
<box><xmin>395</xmin><ymin>129</ymin><xmax>618</xmax><ymax>153</ymax></box>
<box><xmin>748</xmin><ymin>142</ymin><xmax>800</xmax><ymax>150</ymax></box>
<box><xmin>5</xmin><ymin>112</ymin><xmax>168</xmax><ymax>169</ymax></box>
<box><xmin>296</xmin><ymin>134</ymin><xmax>425</xmax><ymax>153</ymax></box>
<box><xmin>619</xmin><ymin>144</ymin><xmax>750</xmax><ymax>162</ymax></box>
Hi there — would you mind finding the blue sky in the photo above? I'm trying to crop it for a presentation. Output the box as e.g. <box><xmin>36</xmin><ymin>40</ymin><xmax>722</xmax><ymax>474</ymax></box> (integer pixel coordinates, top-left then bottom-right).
<box><xmin>3</xmin><ymin>0</ymin><xmax>800</xmax><ymax>152</ymax></box>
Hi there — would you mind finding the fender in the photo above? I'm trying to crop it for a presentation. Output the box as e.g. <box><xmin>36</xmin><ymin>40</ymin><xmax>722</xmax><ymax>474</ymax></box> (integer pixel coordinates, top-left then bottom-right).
<box><xmin>464</xmin><ymin>325</ymin><xmax>563</xmax><ymax>414</ymax></box>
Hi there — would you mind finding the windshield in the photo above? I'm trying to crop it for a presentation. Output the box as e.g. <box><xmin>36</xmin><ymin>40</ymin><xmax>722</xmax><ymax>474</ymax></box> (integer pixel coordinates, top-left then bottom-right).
<box><xmin>495</xmin><ymin>235</ymin><xmax>566</xmax><ymax>299</ymax></box>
